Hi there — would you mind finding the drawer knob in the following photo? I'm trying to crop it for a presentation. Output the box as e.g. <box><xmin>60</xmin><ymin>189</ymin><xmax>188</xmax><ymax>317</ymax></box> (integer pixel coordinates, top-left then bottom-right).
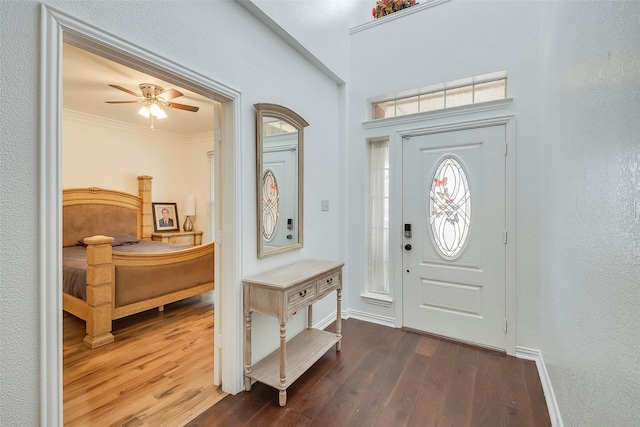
<box><xmin>326</xmin><ymin>278</ymin><xmax>333</xmax><ymax>284</ymax></box>
<box><xmin>299</xmin><ymin>289</ymin><xmax>307</xmax><ymax>297</ymax></box>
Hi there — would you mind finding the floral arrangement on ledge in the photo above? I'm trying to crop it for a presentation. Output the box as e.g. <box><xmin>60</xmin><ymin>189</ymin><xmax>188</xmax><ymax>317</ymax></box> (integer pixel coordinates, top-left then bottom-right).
<box><xmin>372</xmin><ymin>0</ymin><xmax>419</xmax><ymax>19</ymax></box>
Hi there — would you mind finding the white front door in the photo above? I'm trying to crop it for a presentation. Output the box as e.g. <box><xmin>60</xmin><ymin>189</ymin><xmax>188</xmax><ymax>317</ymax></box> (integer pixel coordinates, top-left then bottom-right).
<box><xmin>402</xmin><ymin>125</ymin><xmax>507</xmax><ymax>350</ymax></box>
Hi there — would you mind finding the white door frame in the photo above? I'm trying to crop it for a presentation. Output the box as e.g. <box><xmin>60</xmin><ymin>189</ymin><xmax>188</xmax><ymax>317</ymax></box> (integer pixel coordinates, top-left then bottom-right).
<box><xmin>40</xmin><ymin>5</ymin><xmax>244</xmax><ymax>424</ymax></box>
<box><xmin>392</xmin><ymin>115</ymin><xmax>516</xmax><ymax>355</ymax></box>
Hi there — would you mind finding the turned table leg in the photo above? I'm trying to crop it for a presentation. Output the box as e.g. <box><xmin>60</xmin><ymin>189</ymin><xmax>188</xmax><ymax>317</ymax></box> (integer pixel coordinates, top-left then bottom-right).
<box><xmin>279</xmin><ymin>321</ymin><xmax>287</xmax><ymax>406</ymax></box>
<box><xmin>244</xmin><ymin>310</ymin><xmax>252</xmax><ymax>391</ymax></box>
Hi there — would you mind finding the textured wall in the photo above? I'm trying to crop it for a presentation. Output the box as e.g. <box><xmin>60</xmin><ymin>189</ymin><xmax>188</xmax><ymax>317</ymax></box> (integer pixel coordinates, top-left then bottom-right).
<box><xmin>0</xmin><ymin>1</ymin><xmax>344</xmax><ymax>424</ymax></box>
<box><xmin>0</xmin><ymin>2</ymin><xmax>41</xmax><ymax>425</ymax></box>
<box><xmin>539</xmin><ymin>1</ymin><xmax>640</xmax><ymax>425</ymax></box>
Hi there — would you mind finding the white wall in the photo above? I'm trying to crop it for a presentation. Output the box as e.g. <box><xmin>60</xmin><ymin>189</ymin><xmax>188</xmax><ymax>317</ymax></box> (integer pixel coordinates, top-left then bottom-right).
<box><xmin>0</xmin><ymin>1</ymin><xmax>344</xmax><ymax>424</ymax></box>
<box><xmin>346</xmin><ymin>1</ymin><xmax>542</xmax><ymax>347</ymax></box>
<box><xmin>245</xmin><ymin>0</ymin><xmax>354</xmax><ymax>82</ymax></box>
<box><xmin>539</xmin><ymin>1</ymin><xmax>640</xmax><ymax>425</ymax></box>
<box><xmin>63</xmin><ymin>111</ymin><xmax>214</xmax><ymax>239</ymax></box>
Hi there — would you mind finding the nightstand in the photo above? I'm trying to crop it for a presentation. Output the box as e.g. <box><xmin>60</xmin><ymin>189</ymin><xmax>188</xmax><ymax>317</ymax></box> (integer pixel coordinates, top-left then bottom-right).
<box><xmin>151</xmin><ymin>230</ymin><xmax>203</xmax><ymax>246</ymax></box>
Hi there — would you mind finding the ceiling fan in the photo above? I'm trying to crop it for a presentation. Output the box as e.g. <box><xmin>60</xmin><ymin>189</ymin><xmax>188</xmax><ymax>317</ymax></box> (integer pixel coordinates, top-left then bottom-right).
<box><xmin>105</xmin><ymin>83</ymin><xmax>199</xmax><ymax>125</ymax></box>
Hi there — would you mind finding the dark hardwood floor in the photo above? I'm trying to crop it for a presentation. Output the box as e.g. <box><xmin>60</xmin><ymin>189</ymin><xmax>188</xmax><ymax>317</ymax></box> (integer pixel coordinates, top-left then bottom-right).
<box><xmin>189</xmin><ymin>319</ymin><xmax>550</xmax><ymax>427</ymax></box>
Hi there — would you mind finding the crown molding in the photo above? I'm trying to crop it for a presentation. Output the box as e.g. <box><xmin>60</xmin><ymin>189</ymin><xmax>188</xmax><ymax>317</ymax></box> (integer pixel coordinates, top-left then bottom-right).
<box><xmin>63</xmin><ymin>108</ymin><xmax>213</xmax><ymax>144</ymax></box>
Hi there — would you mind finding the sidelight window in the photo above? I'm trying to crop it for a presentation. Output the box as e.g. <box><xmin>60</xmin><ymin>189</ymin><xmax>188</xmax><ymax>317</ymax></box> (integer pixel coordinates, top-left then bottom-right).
<box><xmin>368</xmin><ymin>139</ymin><xmax>390</xmax><ymax>295</ymax></box>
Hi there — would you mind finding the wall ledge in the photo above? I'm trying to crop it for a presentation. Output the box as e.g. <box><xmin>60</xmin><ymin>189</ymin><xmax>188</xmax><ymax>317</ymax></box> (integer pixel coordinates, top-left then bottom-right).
<box><xmin>350</xmin><ymin>0</ymin><xmax>452</xmax><ymax>35</ymax></box>
<box><xmin>360</xmin><ymin>291</ymin><xmax>393</xmax><ymax>307</ymax></box>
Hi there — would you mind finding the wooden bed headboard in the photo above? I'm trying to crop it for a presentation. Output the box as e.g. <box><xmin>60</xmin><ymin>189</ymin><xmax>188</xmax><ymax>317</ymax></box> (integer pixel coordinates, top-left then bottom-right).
<box><xmin>62</xmin><ymin>176</ymin><xmax>153</xmax><ymax>247</ymax></box>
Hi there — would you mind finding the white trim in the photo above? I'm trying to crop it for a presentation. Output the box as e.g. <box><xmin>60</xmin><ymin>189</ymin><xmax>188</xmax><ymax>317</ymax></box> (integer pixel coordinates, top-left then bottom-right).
<box><xmin>350</xmin><ymin>0</ymin><xmax>452</xmax><ymax>34</ymax></box>
<box><xmin>313</xmin><ymin>310</ymin><xmax>341</xmax><ymax>331</ymax></box>
<box><xmin>41</xmin><ymin>5</ymin><xmax>244</xmax><ymax>424</ymax></box>
<box><xmin>364</xmin><ymin>98</ymin><xmax>513</xmax><ymax>130</ymax></box>
<box><xmin>40</xmin><ymin>7</ymin><xmax>64</xmax><ymax>425</ymax></box>
<box><xmin>219</xmin><ymin>95</ymin><xmax>245</xmax><ymax>395</ymax></box>
<box><xmin>393</xmin><ymin>113</ymin><xmax>517</xmax><ymax>355</ymax></box>
<box><xmin>504</xmin><ymin>117</ymin><xmax>517</xmax><ymax>355</ymax></box>
<box><xmin>360</xmin><ymin>292</ymin><xmax>393</xmax><ymax>308</ymax></box>
<box><xmin>63</xmin><ymin>109</ymin><xmax>185</xmax><ymax>143</ymax></box>
<box><xmin>64</xmin><ymin>108</ymin><xmax>215</xmax><ymax>145</ymax></box>
<box><xmin>346</xmin><ymin>309</ymin><xmax>397</xmax><ymax>328</ymax></box>
<box><xmin>516</xmin><ymin>347</ymin><xmax>565</xmax><ymax>427</ymax></box>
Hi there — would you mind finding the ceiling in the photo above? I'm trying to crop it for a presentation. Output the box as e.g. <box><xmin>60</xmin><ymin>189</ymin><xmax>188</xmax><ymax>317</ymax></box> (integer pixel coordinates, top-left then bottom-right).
<box><xmin>63</xmin><ymin>43</ymin><xmax>216</xmax><ymax>137</ymax></box>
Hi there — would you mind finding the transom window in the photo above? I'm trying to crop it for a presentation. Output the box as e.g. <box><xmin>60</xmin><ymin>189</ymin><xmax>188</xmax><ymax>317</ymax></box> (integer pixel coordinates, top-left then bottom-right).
<box><xmin>372</xmin><ymin>71</ymin><xmax>507</xmax><ymax>119</ymax></box>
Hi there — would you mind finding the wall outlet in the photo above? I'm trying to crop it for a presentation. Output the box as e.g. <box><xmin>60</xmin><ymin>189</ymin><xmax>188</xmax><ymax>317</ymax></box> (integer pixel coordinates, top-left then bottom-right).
<box><xmin>321</xmin><ymin>200</ymin><xmax>329</xmax><ymax>211</ymax></box>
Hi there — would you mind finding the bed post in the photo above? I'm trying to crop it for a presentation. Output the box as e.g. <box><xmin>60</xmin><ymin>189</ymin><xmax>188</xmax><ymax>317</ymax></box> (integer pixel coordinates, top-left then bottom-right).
<box><xmin>138</xmin><ymin>175</ymin><xmax>153</xmax><ymax>240</ymax></box>
<box><xmin>83</xmin><ymin>235</ymin><xmax>115</xmax><ymax>349</ymax></box>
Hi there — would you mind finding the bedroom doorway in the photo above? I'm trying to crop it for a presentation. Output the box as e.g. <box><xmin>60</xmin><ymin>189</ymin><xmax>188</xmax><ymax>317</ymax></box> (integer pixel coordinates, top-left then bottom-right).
<box><xmin>61</xmin><ymin>43</ymin><xmax>223</xmax><ymax>425</ymax></box>
<box><xmin>42</xmin><ymin>6</ymin><xmax>243</xmax><ymax>424</ymax></box>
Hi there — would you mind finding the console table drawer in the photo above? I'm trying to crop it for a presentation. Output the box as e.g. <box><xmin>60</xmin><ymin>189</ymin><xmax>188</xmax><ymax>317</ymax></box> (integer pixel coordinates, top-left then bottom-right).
<box><xmin>317</xmin><ymin>271</ymin><xmax>341</xmax><ymax>294</ymax></box>
<box><xmin>288</xmin><ymin>283</ymin><xmax>317</xmax><ymax>310</ymax></box>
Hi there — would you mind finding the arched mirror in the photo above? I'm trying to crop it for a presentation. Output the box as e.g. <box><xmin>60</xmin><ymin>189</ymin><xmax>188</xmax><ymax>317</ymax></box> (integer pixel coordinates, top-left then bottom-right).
<box><xmin>255</xmin><ymin>103</ymin><xmax>308</xmax><ymax>258</ymax></box>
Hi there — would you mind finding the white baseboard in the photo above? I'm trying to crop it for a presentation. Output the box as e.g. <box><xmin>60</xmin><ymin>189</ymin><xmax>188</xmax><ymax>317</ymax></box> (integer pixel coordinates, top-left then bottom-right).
<box><xmin>313</xmin><ymin>310</ymin><xmax>396</xmax><ymax>330</ymax></box>
<box><xmin>343</xmin><ymin>309</ymin><xmax>396</xmax><ymax>328</ymax></box>
<box><xmin>516</xmin><ymin>346</ymin><xmax>564</xmax><ymax>427</ymax></box>
<box><xmin>313</xmin><ymin>310</ymin><xmax>341</xmax><ymax>331</ymax></box>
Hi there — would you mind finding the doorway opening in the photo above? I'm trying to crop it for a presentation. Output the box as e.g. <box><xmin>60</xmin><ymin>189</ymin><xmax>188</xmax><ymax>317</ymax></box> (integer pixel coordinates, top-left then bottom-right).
<box><xmin>41</xmin><ymin>5</ymin><xmax>242</xmax><ymax>424</ymax></box>
<box><xmin>62</xmin><ymin>42</ymin><xmax>222</xmax><ymax>425</ymax></box>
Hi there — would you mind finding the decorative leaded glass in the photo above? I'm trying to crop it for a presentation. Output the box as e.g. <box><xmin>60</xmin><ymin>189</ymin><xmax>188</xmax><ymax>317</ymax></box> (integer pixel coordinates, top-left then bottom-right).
<box><xmin>429</xmin><ymin>156</ymin><xmax>471</xmax><ymax>259</ymax></box>
<box><xmin>262</xmin><ymin>169</ymin><xmax>279</xmax><ymax>241</ymax></box>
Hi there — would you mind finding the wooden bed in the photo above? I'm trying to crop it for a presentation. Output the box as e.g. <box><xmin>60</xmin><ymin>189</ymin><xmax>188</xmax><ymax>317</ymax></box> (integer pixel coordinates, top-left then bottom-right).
<box><xmin>63</xmin><ymin>176</ymin><xmax>214</xmax><ymax>349</ymax></box>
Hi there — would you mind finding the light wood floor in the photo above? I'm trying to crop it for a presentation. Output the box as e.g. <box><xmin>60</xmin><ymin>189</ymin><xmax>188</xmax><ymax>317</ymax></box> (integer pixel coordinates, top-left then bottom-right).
<box><xmin>63</xmin><ymin>292</ymin><xmax>225</xmax><ymax>426</ymax></box>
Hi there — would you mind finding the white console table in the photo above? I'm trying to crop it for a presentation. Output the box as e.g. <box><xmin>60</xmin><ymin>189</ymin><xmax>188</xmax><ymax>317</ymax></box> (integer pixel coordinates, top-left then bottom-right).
<box><xmin>243</xmin><ymin>259</ymin><xmax>344</xmax><ymax>406</ymax></box>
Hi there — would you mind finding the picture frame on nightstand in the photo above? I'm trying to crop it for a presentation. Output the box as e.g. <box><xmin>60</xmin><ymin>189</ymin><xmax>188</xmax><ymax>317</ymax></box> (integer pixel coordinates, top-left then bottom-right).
<box><xmin>152</xmin><ymin>202</ymin><xmax>179</xmax><ymax>232</ymax></box>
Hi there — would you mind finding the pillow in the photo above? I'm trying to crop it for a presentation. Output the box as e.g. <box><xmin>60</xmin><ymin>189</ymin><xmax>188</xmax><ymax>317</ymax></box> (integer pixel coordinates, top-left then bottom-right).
<box><xmin>77</xmin><ymin>233</ymin><xmax>140</xmax><ymax>247</ymax></box>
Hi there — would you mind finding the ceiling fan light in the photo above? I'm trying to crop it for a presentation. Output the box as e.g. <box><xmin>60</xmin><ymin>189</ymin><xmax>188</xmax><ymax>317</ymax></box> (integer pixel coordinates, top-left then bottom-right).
<box><xmin>138</xmin><ymin>105</ymin><xmax>150</xmax><ymax>118</ymax></box>
<box><xmin>156</xmin><ymin>108</ymin><xmax>167</xmax><ymax>119</ymax></box>
<box><xmin>149</xmin><ymin>102</ymin><xmax>161</xmax><ymax>116</ymax></box>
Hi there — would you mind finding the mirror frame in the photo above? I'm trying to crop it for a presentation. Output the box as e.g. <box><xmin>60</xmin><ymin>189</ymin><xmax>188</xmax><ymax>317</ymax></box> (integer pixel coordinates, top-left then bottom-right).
<box><xmin>255</xmin><ymin>103</ymin><xmax>309</xmax><ymax>258</ymax></box>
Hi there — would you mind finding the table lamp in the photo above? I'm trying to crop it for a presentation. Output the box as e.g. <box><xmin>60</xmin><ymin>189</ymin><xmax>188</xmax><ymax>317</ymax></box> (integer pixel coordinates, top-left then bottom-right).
<box><xmin>183</xmin><ymin>195</ymin><xmax>196</xmax><ymax>232</ymax></box>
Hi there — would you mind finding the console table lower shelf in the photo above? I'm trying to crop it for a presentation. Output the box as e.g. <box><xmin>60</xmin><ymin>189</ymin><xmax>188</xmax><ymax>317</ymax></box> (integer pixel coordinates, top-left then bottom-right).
<box><xmin>245</xmin><ymin>328</ymin><xmax>340</xmax><ymax>393</ymax></box>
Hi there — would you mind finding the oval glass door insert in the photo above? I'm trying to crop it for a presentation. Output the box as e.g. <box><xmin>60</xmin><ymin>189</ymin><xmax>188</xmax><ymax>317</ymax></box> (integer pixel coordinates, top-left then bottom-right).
<box><xmin>429</xmin><ymin>156</ymin><xmax>471</xmax><ymax>259</ymax></box>
<box><xmin>262</xmin><ymin>169</ymin><xmax>279</xmax><ymax>241</ymax></box>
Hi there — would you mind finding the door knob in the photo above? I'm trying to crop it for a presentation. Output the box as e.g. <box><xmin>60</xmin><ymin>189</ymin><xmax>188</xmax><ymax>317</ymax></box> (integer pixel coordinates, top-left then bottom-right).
<box><xmin>404</xmin><ymin>244</ymin><xmax>412</xmax><ymax>251</ymax></box>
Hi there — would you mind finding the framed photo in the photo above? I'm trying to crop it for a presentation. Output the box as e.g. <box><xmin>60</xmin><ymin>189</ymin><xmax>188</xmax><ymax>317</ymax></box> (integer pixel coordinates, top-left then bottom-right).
<box><xmin>152</xmin><ymin>202</ymin><xmax>180</xmax><ymax>232</ymax></box>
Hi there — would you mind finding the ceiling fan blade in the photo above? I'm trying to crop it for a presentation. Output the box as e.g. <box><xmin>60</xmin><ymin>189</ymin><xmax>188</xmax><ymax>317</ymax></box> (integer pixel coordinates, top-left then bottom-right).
<box><xmin>158</xmin><ymin>88</ymin><xmax>183</xmax><ymax>101</ymax></box>
<box><xmin>105</xmin><ymin>100</ymin><xmax>140</xmax><ymax>104</ymax></box>
<box><xmin>109</xmin><ymin>84</ymin><xmax>141</xmax><ymax>97</ymax></box>
<box><xmin>165</xmin><ymin>102</ymin><xmax>199</xmax><ymax>112</ymax></box>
